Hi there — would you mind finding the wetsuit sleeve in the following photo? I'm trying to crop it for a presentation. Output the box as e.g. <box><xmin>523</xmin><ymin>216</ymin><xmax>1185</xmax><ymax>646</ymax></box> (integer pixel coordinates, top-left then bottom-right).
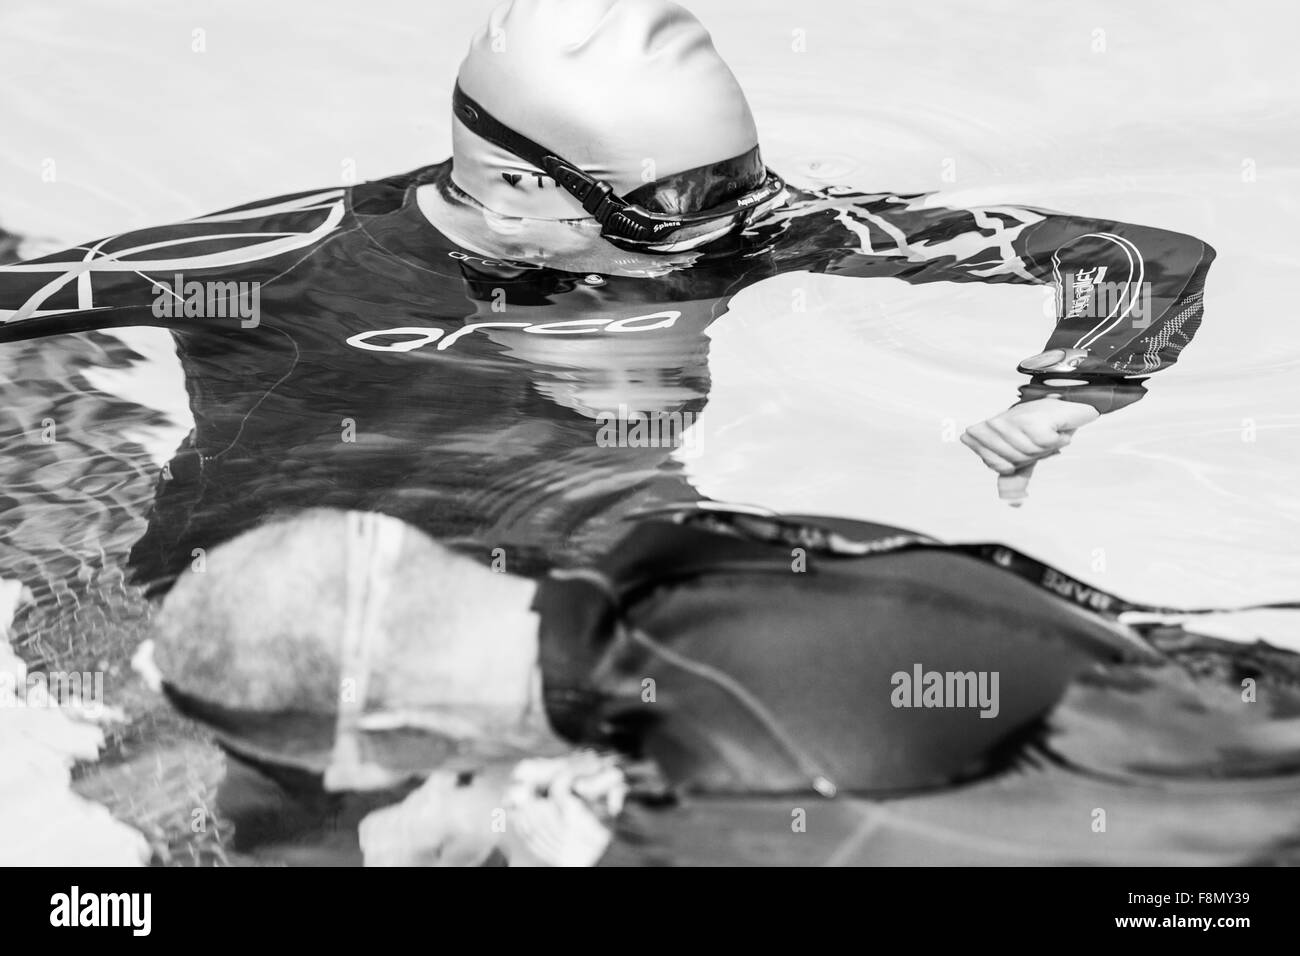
<box><xmin>0</xmin><ymin>235</ymin><xmax>162</xmax><ymax>342</ymax></box>
<box><xmin>1008</xmin><ymin>213</ymin><xmax>1215</xmax><ymax>414</ymax></box>
<box><xmin>789</xmin><ymin>188</ymin><xmax>1215</xmax><ymax>415</ymax></box>
<box><xmin>0</xmin><ymin>185</ymin><xmax>347</xmax><ymax>344</ymax></box>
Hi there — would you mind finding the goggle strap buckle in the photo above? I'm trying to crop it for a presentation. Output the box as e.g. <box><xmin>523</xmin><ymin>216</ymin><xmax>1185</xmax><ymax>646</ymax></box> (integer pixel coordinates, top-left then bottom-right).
<box><xmin>542</xmin><ymin>157</ymin><xmax>612</xmax><ymax>215</ymax></box>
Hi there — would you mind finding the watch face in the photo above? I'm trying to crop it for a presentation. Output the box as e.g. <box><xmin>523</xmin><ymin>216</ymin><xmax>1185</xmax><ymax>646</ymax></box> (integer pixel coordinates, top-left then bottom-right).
<box><xmin>1020</xmin><ymin>349</ymin><xmax>1068</xmax><ymax>371</ymax></box>
<box><xmin>1022</xmin><ymin>348</ymin><xmax>1088</xmax><ymax>372</ymax></box>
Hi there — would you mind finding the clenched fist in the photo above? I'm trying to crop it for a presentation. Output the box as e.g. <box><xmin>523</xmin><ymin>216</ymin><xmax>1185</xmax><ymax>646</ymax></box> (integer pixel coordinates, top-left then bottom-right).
<box><xmin>961</xmin><ymin>398</ymin><xmax>1099</xmax><ymax>504</ymax></box>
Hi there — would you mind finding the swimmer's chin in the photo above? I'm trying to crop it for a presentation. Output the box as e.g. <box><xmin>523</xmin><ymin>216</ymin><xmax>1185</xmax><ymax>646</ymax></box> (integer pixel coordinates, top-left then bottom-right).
<box><xmin>416</xmin><ymin>180</ymin><xmax>698</xmax><ymax>278</ymax></box>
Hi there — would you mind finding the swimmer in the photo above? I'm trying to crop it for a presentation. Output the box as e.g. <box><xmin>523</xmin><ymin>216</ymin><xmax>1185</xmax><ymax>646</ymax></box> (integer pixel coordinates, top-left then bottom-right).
<box><xmin>146</xmin><ymin>506</ymin><xmax>1300</xmax><ymax>866</ymax></box>
<box><xmin>0</xmin><ymin>0</ymin><xmax>1216</xmax><ymax>570</ymax></box>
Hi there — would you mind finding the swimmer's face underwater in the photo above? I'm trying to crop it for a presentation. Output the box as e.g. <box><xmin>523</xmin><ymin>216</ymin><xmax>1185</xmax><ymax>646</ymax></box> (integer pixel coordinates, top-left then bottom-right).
<box><xmin>419</xmin><ymin>146</ymin><xmax>783</xmax><ymax>277</ymax></box>
<box><xmin>417</xmin><ymin>177</ymin><xmax>698</xmax><ymax>278</ymax></box>
<box><xmin>446</xmin><ymin>83</ymin><xmax>785</xmax><ymax>257</ymax></box>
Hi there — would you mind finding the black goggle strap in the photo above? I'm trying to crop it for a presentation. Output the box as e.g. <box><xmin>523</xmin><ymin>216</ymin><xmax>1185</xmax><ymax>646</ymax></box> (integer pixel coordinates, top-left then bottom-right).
<box><xmin>454</xmin><ymin>84</ymin><xmax>646</xmax><ymax>226</ymax></box>
<box><xmin>451</xmin><ymin>84</ymin><xmax>781</xmax><ymax>243</ymax></box>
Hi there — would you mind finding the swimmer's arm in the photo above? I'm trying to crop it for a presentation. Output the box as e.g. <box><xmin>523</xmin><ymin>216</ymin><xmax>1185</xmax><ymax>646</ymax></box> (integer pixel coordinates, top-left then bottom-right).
<box><xmin>0</xmin><ymin>184</ymin><xmax>344</xmax><ymax>343</ymax></box>
<box><xmin>796</xmin><ymin>191</ymin><xmax>1214</xmax><ymax>499</ymax></box>
<box><xmin>0</xmin><ymin>239</ymin><xmax>166</xmax><ymax>344</ymax></box>
<box><xmin>799</xmin><ymin>190</ymin><xmax>1215</xmax><ymax>415</ymax></box>
<box><xmin>963</xmin><ymin>215</ymin><xmax>1215</xmax><ymax>500</ymax></box>
<box><xmin>1010</xmin><ymin>214</ymin><xmax>1217</xmax><ymax>415</ymax></box>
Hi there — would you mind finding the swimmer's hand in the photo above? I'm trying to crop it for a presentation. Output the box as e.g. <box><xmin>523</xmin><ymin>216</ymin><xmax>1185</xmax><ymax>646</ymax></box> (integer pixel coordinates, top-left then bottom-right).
<box><xmin>961</xmin><ymin>398</ymin><xmax>1099</xmax><ymax>505</ymax></box>
<box><xmin>358</xmin><ymin>763</ymin><xmax>513</xmax><ymax>867</ymax></box>
<box><xmin>357</xmin><ymin>752</ymin><xmax>626</xmax><ymax>867</ymax></box>
<box><xmin>501</xmin><ymin>752</ymin><xmax>626</xmax><ymax>867</ymax></box>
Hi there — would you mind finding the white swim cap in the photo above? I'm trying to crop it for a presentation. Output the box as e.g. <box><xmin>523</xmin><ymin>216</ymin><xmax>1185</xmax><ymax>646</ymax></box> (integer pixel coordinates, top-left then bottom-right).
<box><xmin>151</xmin><ymin>510</ymin><xmax>547</xmax><ymax>783</ymax></box>
<box><xmin>451</xmin><ymin>0</ymin><xmax>760</xmax><ymax>221</ymax></box>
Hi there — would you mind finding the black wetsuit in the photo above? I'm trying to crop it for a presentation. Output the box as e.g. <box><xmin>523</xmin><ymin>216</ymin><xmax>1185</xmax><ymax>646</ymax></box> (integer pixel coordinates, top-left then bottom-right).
<box><xmin>534</xmin><ymin>509</ymin><xmax>1300</xmax><ymax>865</ymax></box>
<box><xmin>0</xmin><ymin>163</ymin><xmax>1215</xmax><ymax>592</ymax></box>
<box><xmin>534</xmin><ymin>508</ymin><xmax>1154</xmax><ymax>794</ymax></box>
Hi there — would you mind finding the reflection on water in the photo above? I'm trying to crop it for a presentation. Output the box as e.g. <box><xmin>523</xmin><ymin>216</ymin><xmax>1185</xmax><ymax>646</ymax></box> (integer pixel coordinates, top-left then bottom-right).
<box><xmin>0</xmin><ymin>324</ymin><xmax>160</xmax><ymax>669</ymax></box>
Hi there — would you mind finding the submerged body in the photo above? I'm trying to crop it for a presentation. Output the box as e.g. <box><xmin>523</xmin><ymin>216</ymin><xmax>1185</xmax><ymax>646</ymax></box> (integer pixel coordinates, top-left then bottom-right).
<box><xmin>146</xmin><ymin>507</ymin><xmax>1300</xmax><ymax>865</ymax></box>
<box><xmin>533</xmin><ymin>509</ymin><xmax>1150</xmax><ymax>793</ymax></box>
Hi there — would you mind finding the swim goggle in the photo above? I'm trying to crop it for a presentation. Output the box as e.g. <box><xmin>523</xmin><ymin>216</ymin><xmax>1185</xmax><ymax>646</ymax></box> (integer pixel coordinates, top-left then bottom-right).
<box><xmin>452</xmin><ymin>84</ymin><xmax>788</xmax><ymax>253</ymax></box>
